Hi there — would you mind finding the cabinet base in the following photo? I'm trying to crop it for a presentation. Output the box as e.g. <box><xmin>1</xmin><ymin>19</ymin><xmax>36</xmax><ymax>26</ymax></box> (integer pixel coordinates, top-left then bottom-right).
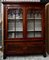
<box><xmin>3</xmin><ymin>53</ymin><xmax>46</xmax><ymax>59</ymax></box>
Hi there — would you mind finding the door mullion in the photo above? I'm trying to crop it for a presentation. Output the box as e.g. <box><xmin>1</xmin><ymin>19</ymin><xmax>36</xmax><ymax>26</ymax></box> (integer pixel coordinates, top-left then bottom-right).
<box><xmin>23</xmin><ymin>7</ymin><xmax>27</xmax><ymax>38</ymax></box>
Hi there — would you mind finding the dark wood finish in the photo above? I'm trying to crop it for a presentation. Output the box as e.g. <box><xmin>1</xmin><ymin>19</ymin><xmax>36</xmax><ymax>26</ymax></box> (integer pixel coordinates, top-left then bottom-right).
<box><xmin>45</xmin><ymin>5</ymin><xmax>49</xmax><ymax>54</ymax></box>
<box><xmin>3</xmin><ymin>2</ymin><xmax>46</xmax><ymax>59</ymax></box>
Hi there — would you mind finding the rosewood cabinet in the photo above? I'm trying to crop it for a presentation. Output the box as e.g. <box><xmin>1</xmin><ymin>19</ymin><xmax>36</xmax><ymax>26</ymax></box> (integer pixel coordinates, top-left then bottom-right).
<box><xmin>2</xmin><ymin>2</ymin><xmax>46</xmax><ymax>58</ymax></box>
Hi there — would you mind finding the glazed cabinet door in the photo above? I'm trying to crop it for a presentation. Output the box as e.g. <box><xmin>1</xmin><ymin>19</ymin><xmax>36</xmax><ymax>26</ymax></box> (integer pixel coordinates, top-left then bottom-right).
<box><xmin>4</xmin><ymin>5</ymin><xmax>25</xmax><ymax>40</ymax></box>
<box><xmin>26</xmin><ymin>7</ymin><xmax>43</xmax><ymax>39</ymax></box>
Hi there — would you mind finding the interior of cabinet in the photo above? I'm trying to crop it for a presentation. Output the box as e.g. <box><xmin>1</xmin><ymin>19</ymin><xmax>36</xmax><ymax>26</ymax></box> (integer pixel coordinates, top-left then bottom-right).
<box><xmin>8</xmin><ymin>7</ymin><xmax>42</xmax><ymax>39</ymax></box>
<box><xmin>8</xmin><ymin>9</ymin><xmax>23</xmax><ymax>38</ymax></box>
<box><xmin>27</xmin><ymin>9</ymin><xmax>42</xmax><ymax>38</ymax></box>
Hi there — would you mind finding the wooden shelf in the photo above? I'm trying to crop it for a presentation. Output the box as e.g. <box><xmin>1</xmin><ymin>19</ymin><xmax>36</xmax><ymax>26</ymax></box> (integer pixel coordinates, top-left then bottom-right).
<box><xmin>27</xmin><ymin>31</ymin><xmax>42</xmax><ymax>32</ymax></box>
<box><xmin>27</xmin><ymin>18</ymin><xmax>42</xmax><ymax>19</ymax></box>
<box><xmin>27</xmin><ymin>18</ymin><xmax>34</xmax><ymax>19</ymax></box>
<box><xmin>8</xmin><ymin>17</ymin><xmax>22</xmax><ymax>20</ymax></box>
<box><xmin>8</xmin><ymin>30</ymin><xmax>23</xmax><ymax>32</ymax></box>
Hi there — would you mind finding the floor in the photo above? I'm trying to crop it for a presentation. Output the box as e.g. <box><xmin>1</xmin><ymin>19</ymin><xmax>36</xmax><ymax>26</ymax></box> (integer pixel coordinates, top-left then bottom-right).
<box><xmin>0</xmin><ymin>51</ymin><xmax>49</xmax><ymax>60</ymax></box>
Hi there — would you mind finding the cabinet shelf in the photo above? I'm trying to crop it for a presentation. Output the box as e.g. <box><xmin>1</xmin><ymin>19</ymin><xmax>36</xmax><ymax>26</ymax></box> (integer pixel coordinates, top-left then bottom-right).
<box><xmin>8</xmin><ymin>18</ymin><xmax>42</xmax><ymax>20</ymax></box>
<box><xmin>8</xmin><ymin>18</ymin><xmax>23</xmax><ymax>20</ymax></box>
<box><xmin>27</xmin><ymin>18</ymin><xmax>34</xmax><ymax>19</ymax></box>
<box><xmin>8</xmin><ymin>30</ymin><xmax>15</xmax><ymax>32</ymax></box>
<box><xmin>27</xmin><ymin>31</ymin><xmax>42</xmax><ymax>32</ymax></box>
<box><xmin>16</xmin><ymin>18</ymin><xmax>23</xmax><ymax>19</ymax></box>
<box><xmin>8</xmin><ymin>30</ymin><xmax>23</xmax><ymax>32</ymax></box>
<box><xmin>35</xmin><ymin>18</ymin><xmax>42</xmax><ymax>19</ymax></box>
<box><xmin>27</xmin><ymin>30</ymin><xmax>34</xmax><ymax>31</ymax></box>
<box><xmin>27</xmin><ymin>18</ymin><xmax>42</xmax><ymax>20</ymax></box>
<box><xmin>8</xmin><ymin>19</ymin><xmax>15</xmax><ymax>21</ymax></box>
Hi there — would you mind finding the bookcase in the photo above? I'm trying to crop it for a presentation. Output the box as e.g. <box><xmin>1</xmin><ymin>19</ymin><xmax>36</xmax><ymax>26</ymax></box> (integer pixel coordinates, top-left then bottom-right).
<box><xmin>2</xmin><ymin>2</ymin><xmax>46</xmax><ymax>59</ymax></box>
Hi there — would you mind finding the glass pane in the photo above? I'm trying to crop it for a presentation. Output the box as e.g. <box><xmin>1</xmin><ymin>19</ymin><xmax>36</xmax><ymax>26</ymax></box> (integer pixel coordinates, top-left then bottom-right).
<box><xmin>35</xmin><ymin>10</ymin><xmax>42</xmax><ymax>37</ymax></box>
<box><xmin>16</xmin><ymin>9</ymin><xmax>23</xmax><ymax>38</ymax></box>
<box><xmin>16</xmin><ymin>9</ymin><xmax>23</xmax><ymax>31</ymax></box>
<box><xmin>27</xmin><ymin>9</ymin><xmax>34</xmax><ymax>19</ymax></box>
<box><xmin>27</xmin><ymin>9</ymin><xmax>34</xmax><ymax>38</ymax></box>
<box><xmin>8</xmin><ymin>10</ymin><xmax>15</xmax><ymax>19</ymax></box>
<box><xmin>35</xmin><ymin>11</ymin><xmax>41</xmax><ymax>19</ymax></box>
<box><xmin>35</xmin><ymin>20</ymin><xmax>42</xmax><ymax>31</ymax></box>
<box><xmin>27</xmin><ymin>10</ymin><xmax>34</xmax><ymax>31</ymax></box>
<box><xmin>27</xmin><ymin>20</ymin><xmax>34</xmax><ymax>31</ymax></box>
<box><xmin>27</xmin><ymin>32</ymin><xmax>34</xmax><ymax>38</ymax></box>
<box><xmin>8</xmin><ymin>9</ymin><xmax>16</xmax><ymax>38</ymax></box>
<box><xmin>16</xmin><ymin>32</ymin><xmax>23</xmax><ymax>38</ymax></box>
<box><xmin>16</xmin><ymin>9</ymin><xmax>23</xmax><ymax>19</ymax></box>
<box><xmin>16</xmin><ymin>20</ymin><xmax>23</xmax><ymax>31</ymax></box>
<box><xmin>35</xmin><ymin>11</ymin><xmax>42</xmax><ymax>31</ymax></box>
<box><xmin>35</xmin><ymin>32</ymin><xmax>41</xmax><ymax>37</ymax></box>
<box><xmin>8</xmin><ymin>33</ymin><xmax>15</xmax><ymax>38</ymax></box>
<box><xmin>8</xmin><ymin>21</ymin><xmax>15</xmax><ymax>31</ymax></box>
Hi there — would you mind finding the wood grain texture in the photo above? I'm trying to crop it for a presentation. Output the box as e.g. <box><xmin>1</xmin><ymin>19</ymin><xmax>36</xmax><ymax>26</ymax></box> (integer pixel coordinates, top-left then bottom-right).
<box><xmin>3</xmin><ymin>2</ymin><xmax>46</xmax><ymax>57</ymax></box>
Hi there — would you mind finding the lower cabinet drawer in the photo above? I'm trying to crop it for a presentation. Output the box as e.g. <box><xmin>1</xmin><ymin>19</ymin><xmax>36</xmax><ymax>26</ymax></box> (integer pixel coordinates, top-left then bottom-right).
<box><xmin>5</xmin><ymin>41</ymin><xmax>44</xmax><ymax>55</ymax></box>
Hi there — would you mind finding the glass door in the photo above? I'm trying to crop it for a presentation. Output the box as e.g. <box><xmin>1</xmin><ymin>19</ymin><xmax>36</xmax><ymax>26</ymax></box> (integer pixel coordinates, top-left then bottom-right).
<box><xmin>27</xmin><ymin>9</ymin><xmax>42</xmax><ymax>38</ymax></box>
<box><xmin>8</xmin><ymin>8</ymin><xmax>23</xmax><ymax>38</ymax></box>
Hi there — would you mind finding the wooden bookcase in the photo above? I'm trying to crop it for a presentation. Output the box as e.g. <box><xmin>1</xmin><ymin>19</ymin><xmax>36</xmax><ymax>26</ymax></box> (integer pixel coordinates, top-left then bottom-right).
<box><xmin>2</xmin><ymin>2</ymin><xmax>46</xmax><ymax>59</ymax></box>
